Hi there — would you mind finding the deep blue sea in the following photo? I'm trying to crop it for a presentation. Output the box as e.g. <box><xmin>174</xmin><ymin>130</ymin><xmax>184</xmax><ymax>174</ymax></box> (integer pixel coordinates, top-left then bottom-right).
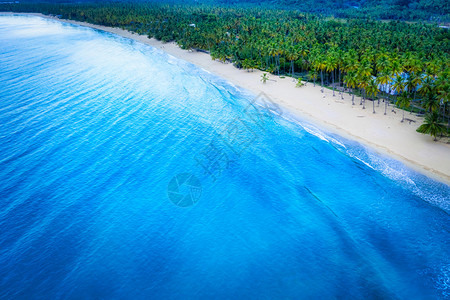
<box><xmin>0</xmin><ymin>15</ymin><xmax>449</xmax><ymax>299</ymax></box>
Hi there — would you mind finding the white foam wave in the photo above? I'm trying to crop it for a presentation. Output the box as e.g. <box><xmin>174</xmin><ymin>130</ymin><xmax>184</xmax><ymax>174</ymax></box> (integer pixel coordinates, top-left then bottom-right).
<box><xmin>302</xmin><ymin>125</ymin><xmax>330</xmax><ymax>142</ymax></box>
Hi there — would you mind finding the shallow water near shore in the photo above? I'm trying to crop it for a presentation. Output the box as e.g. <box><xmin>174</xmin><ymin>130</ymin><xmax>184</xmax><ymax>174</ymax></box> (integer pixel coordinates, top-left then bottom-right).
<box><xmin>0</xmin><ymin>15</ymin><xmax>449</xmax><ymax>299</ymax></box>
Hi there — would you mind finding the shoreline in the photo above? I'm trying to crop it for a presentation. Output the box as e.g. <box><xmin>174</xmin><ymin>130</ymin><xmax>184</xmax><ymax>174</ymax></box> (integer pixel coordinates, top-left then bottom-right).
<box><xmin>3</xmin><ymin>12</ymin><xmax>450</xmax><ymax>185</ymax></box>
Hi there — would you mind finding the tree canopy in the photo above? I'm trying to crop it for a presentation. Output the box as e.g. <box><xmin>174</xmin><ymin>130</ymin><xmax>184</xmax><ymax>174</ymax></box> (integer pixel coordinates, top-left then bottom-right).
<box><xmin>2</xmin><ymin>1</ymin><xmax>449</xmax><ymax>139</ymax></box>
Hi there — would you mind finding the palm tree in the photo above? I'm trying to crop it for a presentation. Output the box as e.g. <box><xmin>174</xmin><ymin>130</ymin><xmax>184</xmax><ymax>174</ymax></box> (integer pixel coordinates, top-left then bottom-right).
<box><xmin>268</xmin><ymin>42</ymin><xmax>279</xmax><ymax>74</ymax></box>
<box><xmin>344</xmin><ymin>71</ymin><xmax>358</xmax><ymax>105</ymax></box>
<box><xmin>422</xmin><ymin>94</ymin><xmax>439</xmax><ymax>113</ymax></box>
<box><xmin>342</xmin><ymin>52</ymin><xmax>359</xmax><ymax>100</ymax></box>
<box><xmin>435</xmin><ymin>71</ymin><xmax>449</xmax><ymax>121</ymax></box>
<box><xmin>344</xmin><ymin>55</ymin><xmax>359</xmax><ymax>74</ymax></box>
<box><xmin>309</xmin><ymin>69</ymin><xmax>318</xmax><ymax>87</ymax></box>
<box><xmin>418</xmin><ymin>75</ymin><xmax>434</xmax><ymax>98</ymax></box>
<box><xmin>357</xmin><ymin>60</ymin><xmax>372</xmax><ymax>108</ymax></box>
<box><xmin>296</xmin><ymin>78</ymin><xmax>305</xmax><ymax>87</ymax></box>
<box><xmin>285</xmin><ymin>45</ymin><xmax>298</xmax><ymax>77</ymax></box>
<box><xmin>410</xmin><ymin>72</ymin><xmax>423</xmax><ymax>104</ymax></box>
<box><xmin>392</xmin><ymin>74</ymin><xmax>406</xmax><ymax>113</ymax></box>
<box><xmin>296</xmin><ymin>43</ymin><xmax>309</xmax><ymax>67</ymax></box>
<box><xmin>376</xmin><ymin>53</ymin><xmax>390</xmax><ymax>74</ymax></box>
<box><xmin>408</xmin><ymin>57</ymin><xmax>422</xmax><ymax>75</ymax></box>
<box><xmin>357</xmin><ymin>75</ymin><xmax>370</xmax><ymax>109</ymax></box>
<box><xmin>336</xmin><ymin>49</ymin><xmax>345</xmax><ymax>99</ymax></box>
<box><xmin>275</xmin><ymin>44</ymin><xmax>283</xmax><ymax>76</ymax></box>
<box><xmin>426</xmin><ymin>60</ymin><xmax>439</xmax><ymax>77</ymax></box>
<box><xmin>396</xmin><ymin>92</ymin><xmax>411</xmax><ymax>122</ymax></box>
<box><xmin>325</xmin><ymin>52</ymin><xmax>338</xmax><ymax>97</ymax></box>
<box><xmin>315</xmin><ymin>57</ymin><xmax>327</xmax><ymax>93</ymax></box>
<box><xmin>390</xmin><ymin>58</ymin><xmax>403</xmax><ymax>76</ymax></box>
<box><xmin>366</xmin><ymin>77</ymin><xmax>379</xmax><ymax>113</ymax></box>
<box><xmin>376</xmin><ymin>70</ymin><xmax>392</xmax><ymax>115</ymax></box>
<box><xmin>242</xmin><ymin>58</ymin><xmax>254</xmax><ymax>71</ymax></box>
<box><xmin>416</xmin><ymin>112</ymin><xmax>447</xmax><ymax>141</ymax></box>
<box><xmin>261</xmin><ymin>73</ymin><xmax>269</xmax><ymax>83</ymax></box>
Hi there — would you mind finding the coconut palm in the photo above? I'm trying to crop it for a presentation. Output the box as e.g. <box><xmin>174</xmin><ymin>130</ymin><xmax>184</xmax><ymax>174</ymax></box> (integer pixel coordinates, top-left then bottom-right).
<box><xmin>296</xmin><ymin>78</ymin><xmax>305</xmax><ymax>87</ymax></box>
<box><xmin>268</xmin><ymin>42</ymin><xmax>280</xmax><ymax>75</ymax></box>
<box><xmin>285</xmin><ymin>45</ymin><xmax>298</xmax><ymax>77</ymax></box>
<box><xmin>357</xmin><ymin>75</ymin><xmax>370</xmax><ymax>109</ymax></box>
<box><xmin>410</xmin><ymin>72</ymin><xmax>423</xmax><ymax>104</ymax></box>
<box><xmin>396</xmin><ymin>92</ymin><xmax>411</xmax><ymax>122</ymax></box>
<box><xmin>376</xmin><ymin>53</ymin><xmax>391</xmax><ymax>74</ymax></box>
<box><xmin>392</xmin><ymin>75</ymin><xmax>406</xmax><ymax>94</ymax></box>
<box><xmin>315</xmin><ymin>57</ymin><xmax>327</xmax><ymax>93</ymax></box>
<box><xmin>325</xmin><ymin>51</ymin><xmax>338</xmax><ymax>96</ymax></box>
<box><xmin>261</xmin><ymin>73</ymin><xmax>269</xmax><ymax>84</ymax></box>
<box><xmin>344</xmin><ymin>71</ymin><xmax>358</xmax><ymax>105</ymax></box>
<box><xmin>418</xmin><ymin>75</ymin><xmax>434</xmax><ymax>98</ymax></box>
<box><xmin>422</xmin><ymin>94</ymin><xmax>440</xmax><ymax>113</ymax></box>
<box><xmin>242</xmin><ymin>58</ymin><xmax>255</xmax><ymax>71</ymax></box>
<box><xmin>309</xmin><ymin>69</ymin><xmax>318</xmax><ymax>87</ymax></box>
<box><xmin>357</xmin><ymin>60</ymin><xmax>372</xmax><ymax>108</ymax></box>
<box><xmin>376</xmin><ymin>69</ymin><xmax>392</xmax><ymax>109</ymax></box>
<box><xmin>392</xmin><ymin>74</ymin><xmax>406</xmax><ymax>112</ymax></box>
<box><xmin>416</xmin><ymin>112</ymin><xmax>447</xmax><ymax>141</ymax></box>
<box><xmin>366</xmin><ymin>77</ymin><xmax>379</xmax><ymax>113</ymax></box>
<box><xmin>390</xmin><ymin>58</ymin><xmax>403</xmax><ymax>76</ymax></box>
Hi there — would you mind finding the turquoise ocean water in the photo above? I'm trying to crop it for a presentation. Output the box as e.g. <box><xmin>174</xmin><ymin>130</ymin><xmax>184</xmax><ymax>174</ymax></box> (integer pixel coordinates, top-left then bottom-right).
<box><xmin>0</xmin><ymin>15</ymin><xmax>449</xmax><ymax>299</ymax></box>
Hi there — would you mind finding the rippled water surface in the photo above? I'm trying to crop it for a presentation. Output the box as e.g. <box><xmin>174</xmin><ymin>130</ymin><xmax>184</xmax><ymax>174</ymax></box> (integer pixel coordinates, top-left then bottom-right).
<box><xmin>0</xmin><ymin>15</ymin><xmax>449</xmax><ymax>299</ymax></box>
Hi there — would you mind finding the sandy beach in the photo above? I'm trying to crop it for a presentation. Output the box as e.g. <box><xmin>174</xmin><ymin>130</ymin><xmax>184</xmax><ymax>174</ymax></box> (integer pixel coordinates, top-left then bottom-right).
<box><xmin>3</xmin><ymin>12</ymin><xmax>450</xmax><ymax>184</ymax></box>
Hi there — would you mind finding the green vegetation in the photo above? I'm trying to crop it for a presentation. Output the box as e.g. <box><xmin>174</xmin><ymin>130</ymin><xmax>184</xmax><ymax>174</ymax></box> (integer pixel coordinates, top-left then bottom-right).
<box><xmin>18</xmin><ymin>0</ymin><xmax>449</xmax><ymax>22</ymax></box>
<box><xmin>1</xmin><ymin>1</ymin><xmax>449</xmax><ymax>140</ymax></box>
<box><xmin>203</xmin><ymin>0</ymin><xmax>450</xmax><ymax>22</ymax></box>
<box><xmin>296</xmin><ymin>78</ymin><xmax>305</xmax><ymax>88</ymax></box>
<box><xmin>416</xmin><ymin>112</ymin><xmax>447</xmax><ymax>140</ymax></box>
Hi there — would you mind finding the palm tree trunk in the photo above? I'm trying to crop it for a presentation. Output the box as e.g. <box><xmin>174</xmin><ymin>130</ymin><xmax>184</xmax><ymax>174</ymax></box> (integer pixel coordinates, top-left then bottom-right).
<box><xmin>259</xmin><ymin>51</ymin><xmax>262</xmax><ymax>69</ymax></box>
<box><xmin>338</xmin><ymin>69</ymin><xmax>341</xmax><ymax>91</ymax></box>
<box><xmin>362</xmin><ymin>90</ymin><xmax>366</xmax><ymax>109</ymax></box>
<box><xmin>384</xmin><ymin>97</ymin><xmax>388</xmax><ymax>115</ymax></box>
<box><xmin>291</xmin><ymin>61</ymin><xmax>294</xmax><ymax>77</ymax></box>
<box><xmin>446</xmin><ymin>102</ymin><xmax>449</xmax><ymax>127</ymax></box>
<box><xmin>320</xmin><ymin>70</ymin><xmax>324</xmax><ymax>93</ymax></box>
<box><xmin>392</xmin><ymin>95</ymin><xmax>397</xmax><ymax>113</ymax></box>
<box><xmin>332</xmin><ymin>72</ymin><xmax>335</xmax><ymax>97</ymax></box>
<box><xmin>277</xmin><ymin>55</ymin><xmax>280</xmax><ymax>76</ymax></box>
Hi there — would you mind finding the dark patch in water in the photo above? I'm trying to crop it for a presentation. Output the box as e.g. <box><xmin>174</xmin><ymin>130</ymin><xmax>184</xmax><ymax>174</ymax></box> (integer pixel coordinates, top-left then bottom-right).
<box><xmin>304</xmin><ymin>186</ymin><xmax>339</xmax><ymax>218</ymax></box>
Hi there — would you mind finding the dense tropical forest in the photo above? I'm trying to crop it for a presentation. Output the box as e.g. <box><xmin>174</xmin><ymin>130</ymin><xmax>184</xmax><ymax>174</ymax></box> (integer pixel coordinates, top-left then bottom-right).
<box><xmin>203</xmin><ymin>0</ymin><xmax>450</xmax><ymax>22</ymax></box>
<box><xmin>1</xmin><ymin>1</ymin><xmax>449</xmax><ymax>140</ymax></box>
<box><xmin>10</xmin><ymin>0</ymin><xmax>450</xmax><ymax>22</ymax></box>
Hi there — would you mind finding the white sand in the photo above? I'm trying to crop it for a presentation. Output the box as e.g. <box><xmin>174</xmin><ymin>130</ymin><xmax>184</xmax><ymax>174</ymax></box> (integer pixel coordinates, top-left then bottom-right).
<box><xmin>4</xmin><ymin>13</ymin><xmax>450</xmax><ymax>184</ymax></box>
